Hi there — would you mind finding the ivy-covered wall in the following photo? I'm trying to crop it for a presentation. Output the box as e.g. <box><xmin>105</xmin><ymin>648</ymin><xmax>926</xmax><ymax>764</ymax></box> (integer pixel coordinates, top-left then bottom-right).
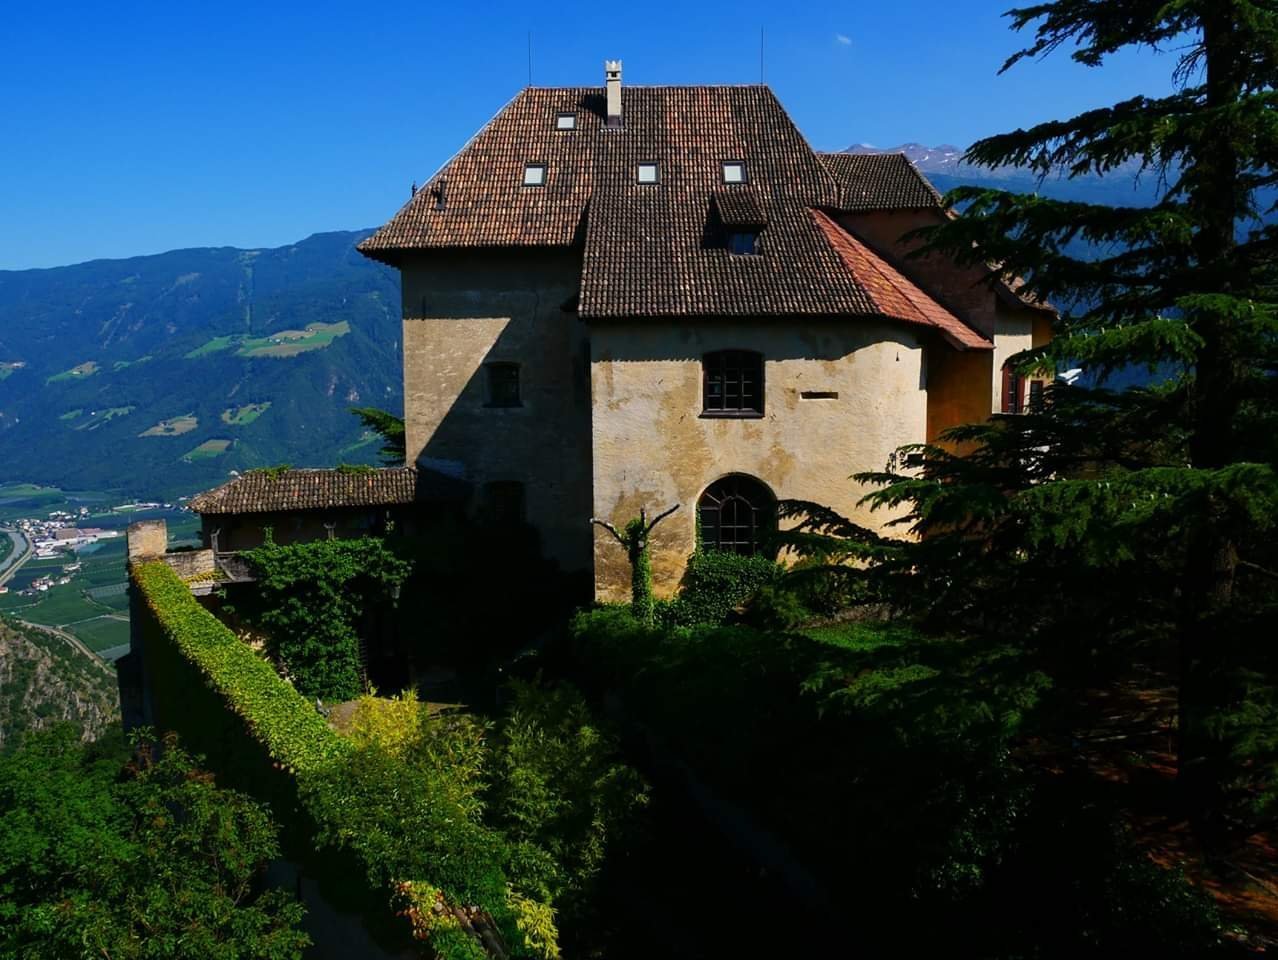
<box><xmin>128</xmin><ymin>561</ymin><xmax>520</xmax><ymax>960</ymax></box>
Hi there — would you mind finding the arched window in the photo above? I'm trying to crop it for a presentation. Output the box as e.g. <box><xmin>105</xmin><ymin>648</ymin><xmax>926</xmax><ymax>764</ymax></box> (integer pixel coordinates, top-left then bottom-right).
<box><xmin>698</xmin><ymin>474</ymin><xmax>775</xmax><ymax>555</ymax></box>
<box><xmin>702</xmin><ymin>350</ymin><xmax>764</xmax><ymax>417</ymax></box>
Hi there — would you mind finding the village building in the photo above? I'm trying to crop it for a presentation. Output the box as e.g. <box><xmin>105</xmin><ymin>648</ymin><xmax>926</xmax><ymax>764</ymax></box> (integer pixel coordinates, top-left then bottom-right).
<box><xmin>188</xmin><ymin>467</ymin><xmax>462</xmax><ymax>552</ymax></box>
<box><xmin>350</xmin><ymin>63</ymin><xmax>1052</xmax><ymax>600</ymax></box>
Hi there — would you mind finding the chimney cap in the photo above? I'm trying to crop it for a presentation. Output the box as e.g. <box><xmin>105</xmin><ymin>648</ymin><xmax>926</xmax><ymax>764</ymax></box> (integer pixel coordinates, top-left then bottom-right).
<box><xmin>605</xmin><ymin>59</ymin><xmax>622</xmax><ymax>76</ymax></box>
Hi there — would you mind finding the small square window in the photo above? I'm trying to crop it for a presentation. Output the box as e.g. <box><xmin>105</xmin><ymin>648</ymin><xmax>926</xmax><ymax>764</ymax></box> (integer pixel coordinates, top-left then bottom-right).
<box><xmin>556</xmin><ymin>113</ymin><xmax>576</xmax><ymax>130</ymax></box>
<box><xmin>522</xmin><ymin>164</ymin><xmax>546</xmax><ymax>186</ymax></box>
<box><xmin>485</xmin><ymin>362</ymin><xmax>521</xmax><ymax>407</ymax></box>
<box><xmin>727</xmin><ymin>231</ymin><xmax>760</xmax><ymax>255</ymax></box>
<box><xmin>483</xmin><ymin>481</ymin><xmax>526</xmax><ymax>525</ymax></box>
<box><xmin>722</xmin><ymin>161</ymin><xmax>746</xmax><ymax>183</ymax></box>
<box><xmin>637</xmin><ymin>162</ymin><xmax>660</xmax><ymax>184</ymax></box>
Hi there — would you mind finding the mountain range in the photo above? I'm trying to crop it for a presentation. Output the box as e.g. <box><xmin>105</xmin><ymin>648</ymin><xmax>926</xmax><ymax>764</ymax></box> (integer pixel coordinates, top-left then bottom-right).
<box><xmin>0</xmin><ymin>230</ymin><xmax>401</xmax><ymax>498</ymax></box>
<box><xmin>0</xmin><ymin>145</ymin><xmax>1179</xmax><ymax>500</ymax></box>
<box><xmin>845</xmin><ymin>143</ymin><xmax>1166</xmax><ymax>207</ymax></box>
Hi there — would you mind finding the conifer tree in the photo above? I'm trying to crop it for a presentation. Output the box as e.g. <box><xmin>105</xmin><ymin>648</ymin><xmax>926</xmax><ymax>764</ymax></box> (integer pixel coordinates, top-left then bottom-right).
<box><xmin>856</xmin><ymin>2</ymin><xmax>1278</xmax><ymax>825</ymax></box>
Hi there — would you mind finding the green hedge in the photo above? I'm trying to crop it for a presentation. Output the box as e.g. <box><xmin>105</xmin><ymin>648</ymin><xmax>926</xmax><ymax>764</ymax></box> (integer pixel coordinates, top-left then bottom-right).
<box><xmin>657</xmin><ymin>550</ymin><xmax>782</xmax><ymax>628</ymax></box>
<box><xmin>131</xmin><ymin>562</ymin><xmax>518</xmax><ymax>960</ymax></box>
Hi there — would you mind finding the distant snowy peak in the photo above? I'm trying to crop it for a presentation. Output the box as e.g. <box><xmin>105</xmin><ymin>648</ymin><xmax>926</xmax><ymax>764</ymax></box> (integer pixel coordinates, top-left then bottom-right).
<box><xmin>844</xmin><ymin>143</ymin><xmax>966</xmax><ymax>172</ymax></box>
<box><xmin>840</xmin><ymin>143</ymin><xmax>1166</xmax><ymax>205</ymax></box>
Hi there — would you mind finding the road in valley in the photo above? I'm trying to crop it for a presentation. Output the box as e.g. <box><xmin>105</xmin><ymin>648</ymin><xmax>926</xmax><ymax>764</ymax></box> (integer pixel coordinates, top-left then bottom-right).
<box><xmin>0</xmin><ymin>527</ymin><xmax>32</xmax><ymax>585</ymax></box>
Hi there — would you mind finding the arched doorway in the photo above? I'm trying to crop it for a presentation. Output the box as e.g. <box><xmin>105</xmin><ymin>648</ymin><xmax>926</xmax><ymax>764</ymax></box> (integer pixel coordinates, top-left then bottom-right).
<box><xmin>697</xmin><ymin>474</ymin><xmax>776</xmax><ymax>555</ymax></box>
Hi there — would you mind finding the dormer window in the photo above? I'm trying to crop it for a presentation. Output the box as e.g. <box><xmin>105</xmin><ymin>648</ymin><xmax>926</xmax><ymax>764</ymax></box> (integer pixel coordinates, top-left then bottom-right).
<box><xmin>556</xmin><ymin>113</ymin><xmax>576</xmax><ymax>130</ymax></box>
<box><xmin>637</xmin><ymin>162</ymin><xmax>660</xmax><ymax>184</ymax></box>
<box><xmin>727</xmin><ymin>231</ymin><xmax>760</xmax><ymax>256</ymax></box>
<box><xmin>522</xmin><ymin>164</ymin><xmax>546</xmax><ymax>187</ymax></box>
<box><xmin>722</xmin><ymin>161</ymin><xmax>747</xmax><ymax>183</ymax></box>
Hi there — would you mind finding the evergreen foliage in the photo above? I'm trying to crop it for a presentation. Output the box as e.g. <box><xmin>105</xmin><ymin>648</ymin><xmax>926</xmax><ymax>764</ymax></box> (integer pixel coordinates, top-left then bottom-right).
<box><xmin>348</xmin><ymin>406</ymin><xmax>406</xmax><ymax>465</ymax></box>
<box><xmin>565</xmin><ymin>608</ymin><xmax>1232</xmax><ymax>955</ymax></box>
<box><xmin>0</xmin><ymin>725</ymin><xmax>308</xmax><ymax>960</ymax></box>
<box><xmin>849</xmin><ymin>0</ymin><xmax>1278</xmax><ymax>826</ymax></box>
<box><xmin>240</xmin><ymin>536</ymin><xmax>412</xmax><ymax>701</ymax></box>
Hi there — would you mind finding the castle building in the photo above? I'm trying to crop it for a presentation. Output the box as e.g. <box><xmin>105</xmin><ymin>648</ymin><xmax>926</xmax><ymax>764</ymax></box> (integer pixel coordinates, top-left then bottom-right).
<box><xmin>349</xmin><ymin>63</ymin><xmax>1052</xmax><ymax>600</ymax></box>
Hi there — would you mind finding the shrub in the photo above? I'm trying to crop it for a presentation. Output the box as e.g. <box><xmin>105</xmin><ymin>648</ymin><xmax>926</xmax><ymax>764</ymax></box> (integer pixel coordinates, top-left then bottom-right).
<box><xmin>487</xmin><ymin>679</ymin><xmax>649</xmax><ymax>919</ymax></box>
<box><xmin>240</xmin><ymin>537</ymin><xmax>412</xmax><ymax>702</ymax></box>
<box><xmin>0</xmin><ymin>725</ymin><xmax>308</xmax><ymax>960</ymax></box>
<box><xmin>658</xmin><ymin>550</ymin><xmax>781</xmax><ymax>628</ymax></box>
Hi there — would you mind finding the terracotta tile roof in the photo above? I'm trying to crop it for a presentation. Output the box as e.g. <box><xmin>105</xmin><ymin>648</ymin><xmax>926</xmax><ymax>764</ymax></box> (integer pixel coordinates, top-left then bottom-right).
<box><xmin>189</xmin><ymin>467</ymin><xmax>463</xmax><ymax>516</ymax></box>
<box><xmin>818</xmin><ymin>152</ymin><xmax>944</xmax><ymax>211</ymax></box>
<box><xmin>360</xmin><ymin>88</ymin><xmax>600</xmax><ymax>253</ymax></box>
<box><xmin>809</xmin><ymin>210</ymin><xmax>992</xmax><ymax>351</ymax></box>
<box><xmin>711</xmin><ymin>187</ymin><xmax>768</xmax><ymax>227</ymax></box>
<box><xmin>358</xmin><ymin>84</ymin><xmax>996</xmax><ymax>330</ymax></box>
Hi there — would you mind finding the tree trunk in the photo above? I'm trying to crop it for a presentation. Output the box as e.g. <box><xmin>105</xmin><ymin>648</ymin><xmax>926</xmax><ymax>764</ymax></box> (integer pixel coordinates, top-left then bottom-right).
<box><xmin>1177</xmin><ymin>4</ymin><xmax>1244</xmax><ymax>814</ymax></box>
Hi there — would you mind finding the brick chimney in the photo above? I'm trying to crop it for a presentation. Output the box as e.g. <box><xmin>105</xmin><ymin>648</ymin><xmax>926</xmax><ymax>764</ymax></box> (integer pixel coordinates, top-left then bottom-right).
<box><xmin>605</xmin><ymin>60</ymin><xmax>622</xmax><ymax>127</ymax></box>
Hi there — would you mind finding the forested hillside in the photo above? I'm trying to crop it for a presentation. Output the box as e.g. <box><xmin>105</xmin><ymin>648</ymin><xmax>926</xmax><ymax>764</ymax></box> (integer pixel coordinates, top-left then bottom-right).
<box><xmin>0</xmin><ymin>618</ymin><xmax>119</xmax><ymax>750</ymax></box>
<box><xmin>0</xmin><ymin>230</ymin><xmax>401</xmax><ymax>498</ymax></box>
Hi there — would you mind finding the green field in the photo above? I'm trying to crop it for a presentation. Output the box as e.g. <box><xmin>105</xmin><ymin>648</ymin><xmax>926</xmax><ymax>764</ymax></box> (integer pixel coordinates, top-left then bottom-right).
<box><xmin>0</xmin><ymin>484</ymin><xmax>71</xmax><ymax>521</ymax></box>
<box><xmin>339</xmin><ymin>431</ymin><xmax>379</xmax><ymax>457</ymax></box>
<box><xmin>0</xmin><ymin>581</ymin><xmax>114</xmax><ymax>625</ymax></box>
<box><xmin>73</xmin><ymin>406</ymin><xmax>136</xmax><ymax>431</ymax></box>
<box><xmin>68</xmin><ymin>616</ymin><xmax>130</xmax><ymax>653</ymax></box>
<box><xmin>221</xmin><ymin>402</ymin><xmax>271</xmax><ymax>425</ymax></box>
<box><xmin>46</xmin><ymin>361</ymin><xmax>100</xmax><ymax>383</ymax></box>
<box><xmin>184</xmin><ymin>335</ymin><xmax>238</xmax><ymax>359</ymax></box>
<box><xmin>238</xmin><ymin>321</ymin><xmax>350</xmax><ymax>358</ymax></box>
<box><xmin>182</xmin><ymin>439</ymin><xmax>232</xmax><ymax>462</ymax></box>
<box><xmin>140</xmin><ymin>414</ymin><xmax>198</xmax><ymax>437</ymax></box>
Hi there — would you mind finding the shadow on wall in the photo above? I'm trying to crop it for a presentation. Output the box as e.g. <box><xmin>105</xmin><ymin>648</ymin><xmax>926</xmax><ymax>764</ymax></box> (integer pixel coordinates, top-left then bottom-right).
<box><xmin>400</xmin><ymin>249</ymin><xmax>595</xmax><ymax>576</ymax></box>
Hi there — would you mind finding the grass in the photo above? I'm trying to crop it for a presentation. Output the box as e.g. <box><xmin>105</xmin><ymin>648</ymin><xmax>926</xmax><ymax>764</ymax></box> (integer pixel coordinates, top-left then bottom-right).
<box><xmin>112</xmin><ymin>356</ymin><xmax>152</xmax><ymax>371</ymax></box>
<box><xmin>140</xmin><ymin>414</ymin><xmax>198</xmax><ymax>437</ymax></box>
<box><xmin>0</xmin><ymin>581</ymin><xmax>114</xmax><ymax>626</ymax></box>
<box><xmin>181</xmin><ymin>439</ymin><xmax>232</xmax><ymax>462</ymax></box>
<box><xmin>801</xmin><ymin>620</ymin><xmax>922</xmax><ymax>652</ymax></box>
<box><xmin>73</xmin><ymin>406</ymin><xmax>136</xmax><ymax>432</ymax></box>
<box><xmin>237</xmin><ymin>321</ymin><xmax>349</xmax><ymax>358</ymax></box>
<box><xmin>68</xmin><ymin>616</ymin><xmax>130</xmax><ymax>653</ymax></box>
<box><xmin>339</xmin><ymin>431</ymin><xmax>379</xmax><ymax>457</ymax></box>
<box><xmin>59</xmin><ymin>409</ymin><xmax>83</xmax><ymax>421</ymax></box>
<box><xmin>183</xmin><ymin>322</ymin><xmax>349</xmax><ymax>361</ymax></box>
<box><xmin>184</xmin><ymin>335</ymin><xmax>238</xmax><ymax>359</ymax></box>
<box><xmin>221</xmin><ymin>402</ymin><xmax>271</xmax><ymax>425</ymax></box>
<box><xmin>46</xmin><ymin>361</ymin><xmax>100</xmax><ymax>384</ymax></box>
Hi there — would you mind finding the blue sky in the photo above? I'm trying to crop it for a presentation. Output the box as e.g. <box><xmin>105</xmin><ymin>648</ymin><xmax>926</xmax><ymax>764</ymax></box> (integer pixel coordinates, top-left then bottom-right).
<box><xmin>0</xmin><ymin>0</ymin><xmax>1181</xmax><ymax>270</ymax></box>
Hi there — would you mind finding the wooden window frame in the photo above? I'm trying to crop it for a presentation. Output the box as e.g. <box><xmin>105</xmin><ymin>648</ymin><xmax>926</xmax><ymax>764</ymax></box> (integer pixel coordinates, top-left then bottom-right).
<box><xmin>1001</xmin><ymin>363</ymin><xmax>1023</xmax><ymax>414</ymax></box>
<box><xmin>482</xmin><ymin>480</ymin><xmax>526</xmax><ymax>525</ymax></box>
<box><xmin>485</xmin><ymin>362</ymin><xmax>522</xmax><ymax>408</ymax></box>
<box><xmin>701</xmin><ymin>350</ymin><xmax>764</xmax><ymax>418</ymax></box>
<box><xmin>698</xmin><ymin>474</ymin><xmax>775</xmax><ymax>556</ymax></box>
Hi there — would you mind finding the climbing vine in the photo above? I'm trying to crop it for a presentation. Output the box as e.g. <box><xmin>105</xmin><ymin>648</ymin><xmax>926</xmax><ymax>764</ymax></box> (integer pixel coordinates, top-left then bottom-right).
<box><xmin>590</xmin><ymin>505</ymin><xmax>679</xmax><ymax>625</ymax></box>
<box><xmin>241</xmin><ymin>536</ymin><xmax>412</xmax><ymax>701</ymax></box>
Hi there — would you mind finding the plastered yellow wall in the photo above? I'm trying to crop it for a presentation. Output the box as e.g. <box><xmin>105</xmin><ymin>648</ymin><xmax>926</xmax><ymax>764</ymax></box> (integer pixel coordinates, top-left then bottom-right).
<box><xmin>399</xmin><ymin>250</ymin><xmax>594</xmax><ymax>573</ymax></box>
<box><xmin>589</xmin><ymin>319</ymin><xmax>928</xmax><ymax>601</ymax></box>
